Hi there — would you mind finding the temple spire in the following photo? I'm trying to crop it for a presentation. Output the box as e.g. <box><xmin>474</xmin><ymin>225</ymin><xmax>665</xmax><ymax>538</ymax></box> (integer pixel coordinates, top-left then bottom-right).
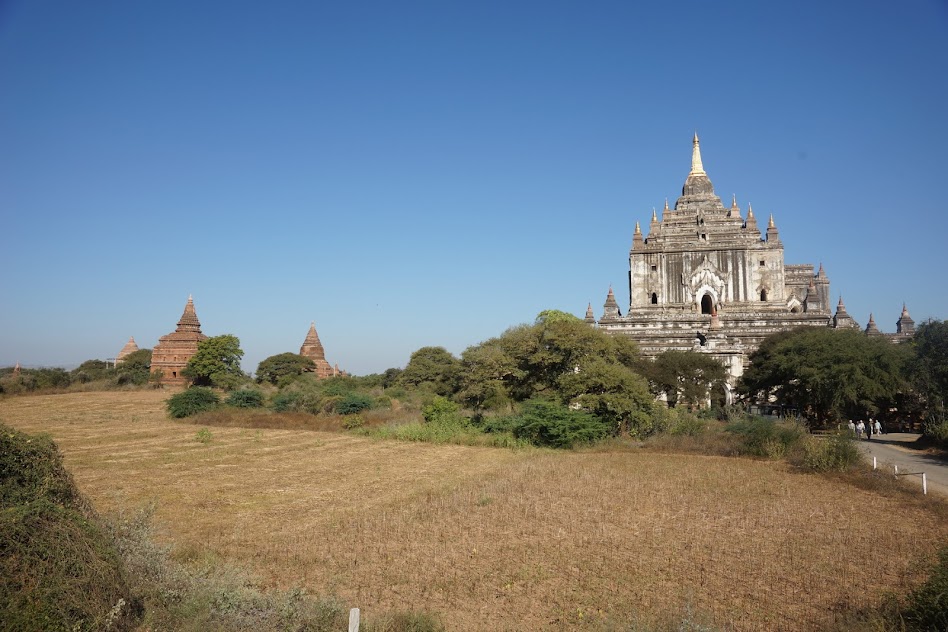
<box><xmin>176</xmin><ymin>295</ymin><xmax>202</xmax><ymax>333</ymax></box>
<box><xmin>690</xmin><ymin>132</ymin><xmax>706</xmax><ymax>176</ymax></box>
<box><xmin>584</xmin><ymin>302</ymin><xmax>596</xmax><ymax>324</ymax></box>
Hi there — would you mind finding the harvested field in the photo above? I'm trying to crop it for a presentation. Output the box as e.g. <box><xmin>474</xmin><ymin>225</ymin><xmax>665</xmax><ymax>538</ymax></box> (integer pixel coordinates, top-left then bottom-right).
<box><xmin>1</xmin><ymin>391</ymin><xmax>945</xmax><ymax>631</ymax></box>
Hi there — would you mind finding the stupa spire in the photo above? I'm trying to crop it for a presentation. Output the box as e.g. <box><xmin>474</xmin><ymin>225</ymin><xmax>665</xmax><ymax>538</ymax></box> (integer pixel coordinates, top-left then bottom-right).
<box><xmin>690</xmin><ymin>132</ymin><xmax>706</xmax><ymax>176</ymax></box>
<box><xmin>584</xmin><ymin>302</ymin><xmax>596</xmax><ymax>324</ymax></box>
<box><xmin>175</xmin><ymin>295</ymin><xmax>202</xmax><ymax>333</ymax></box>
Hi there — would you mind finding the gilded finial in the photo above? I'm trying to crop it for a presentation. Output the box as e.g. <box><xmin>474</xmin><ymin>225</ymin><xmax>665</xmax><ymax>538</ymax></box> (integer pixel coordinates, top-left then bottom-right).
<box><xmin>690</xmin><ymin>132</ymin><xmax>706</xmax><ymax>176</ymax></box>
<box><xmin>768</xmin><ymin>214</ymin><xmax>775</xmax><ymax>229</ymax></box>
<box><xmin>747</xmin><ymin>203</ymin><xmax>754</xmax><ymax>218</ymax></box>
<box><xmin>634</xmin><ymin>221</ymin><xmax>641</xmax><ymax>234</ymax></box>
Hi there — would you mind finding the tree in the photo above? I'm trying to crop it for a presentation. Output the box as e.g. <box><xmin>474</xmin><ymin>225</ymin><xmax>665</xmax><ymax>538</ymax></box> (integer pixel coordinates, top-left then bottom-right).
<box><xmin>557</xmin><ymin>358</ymin><xmax>654</xmax><ymax>435</ymax></box>
<box><xmin>739</xmin><ymin>327</ymin><xmax>909</xmax><ymax>424</ymax></box>
<box><xmin>255</xmin><ymin>353</ymin><xmax>316</xmax><ymax>385</ymax></box>
<box><xmin>911</xmin><ymin>319</ymin><xmax>948</xmax><ymax>415</ymax></box>
<box><xmin>71</xmin><ymin>359</ymin><xmax>113</xmax><ymax>383</ymax></box>
<box><xmin>398</xmin><ymin>346</ymin><xmax>462</xmax><ymax>396</ymax></box>
<box><xmin>644</xmin><ymin>350</ymin><xmax>728</xmax><ymax>411</ymax></box>
<box><xmin>456</xmin><ymin>314</ymin><xmax>654</xmax><ymax>435</ymax></box>
<box><xmin>457</xmin><ymin>339</ymin><xmax>517</xmax><ymax>412</ymax></box>
<box><xmin>183</xmin><ymin>335</ymin><xmax>245</xmax><ymax>390</ymax></box>
<box><xmin>115</xmin><ymin>349</ymin><xmax>152</xmax><ymax>386</ymax></box>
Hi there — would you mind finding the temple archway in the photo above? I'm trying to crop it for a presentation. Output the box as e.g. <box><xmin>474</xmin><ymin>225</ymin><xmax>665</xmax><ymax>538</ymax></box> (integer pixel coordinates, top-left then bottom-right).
<box><xmin>651</xmin><ymin>292</ymin><xmax>658</xmax><ymax>304</ymax></box>
<box><xmin>701</xmin><ymin>294</ymin><xmax>713</xmax><ymax>314</ymax></box>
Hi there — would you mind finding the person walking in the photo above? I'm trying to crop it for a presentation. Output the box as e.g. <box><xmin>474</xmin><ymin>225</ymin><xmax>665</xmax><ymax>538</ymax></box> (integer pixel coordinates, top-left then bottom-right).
<box><xmin>856</xmin><ymin>420</ymin><xmax>865</xmax><ymax>439</ymax></box>
<box><xmin>874</xmin><ymin>419</ymin><xmax>883</xmax><ymax>436</ymax></box>
<box><xmin>848</xmin><ymin>420</ymin><xmax>856</xmax><ymax>436</ymax></box>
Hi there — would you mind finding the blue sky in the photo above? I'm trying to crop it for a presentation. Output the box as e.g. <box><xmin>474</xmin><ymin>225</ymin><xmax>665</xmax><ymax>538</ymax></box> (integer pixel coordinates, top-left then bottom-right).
<box><xmin>2</xmin><ymin>1</ymin><xmax>947</xmax><ymax>375</ymax></box>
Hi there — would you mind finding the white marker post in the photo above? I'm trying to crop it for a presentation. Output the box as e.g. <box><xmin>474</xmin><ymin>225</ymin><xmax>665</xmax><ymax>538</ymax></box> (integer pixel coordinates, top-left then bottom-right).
<box><xmin>349</xmin><ymin>608</ymin><xmax>360</xmax><ymax>632</ymax></box>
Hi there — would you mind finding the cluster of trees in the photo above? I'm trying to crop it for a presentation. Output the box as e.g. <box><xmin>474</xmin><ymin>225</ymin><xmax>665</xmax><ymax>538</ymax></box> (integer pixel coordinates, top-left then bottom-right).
<box><xmin>0</xmin><ymin>349</ymin><xmax>155</xmax><ymax>394</ymax></box>
<box><xmin>740</xmin><ymin>320</ymin><xmax>948</xmax><ymax>442</ymax></box>
<box><xmin>381</xmin><ymin>310</ymin><xmax>728</xmax><ymax>438</ymax></box>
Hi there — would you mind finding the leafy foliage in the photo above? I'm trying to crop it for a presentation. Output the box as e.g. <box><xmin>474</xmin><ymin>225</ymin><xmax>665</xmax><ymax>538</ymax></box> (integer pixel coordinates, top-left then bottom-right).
<box><xmin>0</xmin><ymin>423</ymin><xmax>140</xmax><ymax>631</ymax></box>
<box><xmin>507</xmin><ymin>399</ymin><xmax>609</xmax><ymax>448</ymax></box>
<box><xmin>166</xmin><ymin>388</ymin><xmax>221</xmax><ymax>419</ymax></box>
<box><xmin>901</xmin><ymin>545</ymin><xmax>948</xmax><ymax>631</ymax></box>
<box><xmin>457</xmin><ymin>316</ymin><xmax>654</xmax><ymax>436</ymax></box>
<box><xmin>398</xmin><ymin>347</ymin><xmax>462</xmax><ymax>396</ymax></box>
<box><xmin>183</xmin><ymin>335</ymin><xmax>245</xmax><ymax>390</ymax></box>
<box><xmin>643</xmin><ymin>350</ymin><xmax>728</xmax><ymax>410</ymax></box>
<box><xmin>115</xmin><ymin>349</ymin><xmax>153</xmax><ymax>386</ymax></box>
<box><xmin>740</xmin><ymin>327</ymin><xmax>909</xmax><ymax>423</ymax></box>
<box><xmin>226</xmin><ymin>389</ymin><xmax>264</xmax><ymax>408</ymax></box>
<box><xmin>255</xmin><ymin>353</ymin><xmax>316</xmax><ymax>385</ymax></box>
<box><xmin>911</xmin><ymin>320</ymin><xmax>948</xmax><ymax>444</ymax></box>
<box><xmin>335</xmin><ymin>393</ymin><xmax>373</xmax><ymax>415</ymax></box>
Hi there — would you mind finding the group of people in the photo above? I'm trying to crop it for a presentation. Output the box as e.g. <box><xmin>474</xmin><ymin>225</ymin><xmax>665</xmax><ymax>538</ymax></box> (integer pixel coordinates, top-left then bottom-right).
<box><xmin>847</xmin><ymin>418</ymin><xmax>883</xmax><ymax>440</ymax></box>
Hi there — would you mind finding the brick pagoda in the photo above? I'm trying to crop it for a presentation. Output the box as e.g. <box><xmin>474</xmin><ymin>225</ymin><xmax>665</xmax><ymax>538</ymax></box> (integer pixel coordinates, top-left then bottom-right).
<box><xmin>151</xmin><ymin>295</ymin><xmax>208</xmax><ymax>385</ymax></box>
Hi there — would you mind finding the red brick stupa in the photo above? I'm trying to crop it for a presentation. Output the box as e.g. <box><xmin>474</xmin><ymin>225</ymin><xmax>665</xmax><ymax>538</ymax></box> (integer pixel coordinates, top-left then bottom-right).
<box><xmin>116</xmin><ymin>336</ymin><xmax>140</xmax><ymax>364</ymax></box>
<box><xmin>299</xmin><ymin>321</ymin><xmax>344</xmax><ymax>379</ymax></box>
<box><xmin>151</xmin><ymin>295</ymin><xmax>208</xmax><ymax>385</ymax></box>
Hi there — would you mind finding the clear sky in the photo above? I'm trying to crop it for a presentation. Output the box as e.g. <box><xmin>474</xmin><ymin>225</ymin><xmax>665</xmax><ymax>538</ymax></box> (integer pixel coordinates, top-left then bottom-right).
<box><xmin>2</xmin><ymin>1</ymin><xmax>947</xmax><ymax>375</ymax></box>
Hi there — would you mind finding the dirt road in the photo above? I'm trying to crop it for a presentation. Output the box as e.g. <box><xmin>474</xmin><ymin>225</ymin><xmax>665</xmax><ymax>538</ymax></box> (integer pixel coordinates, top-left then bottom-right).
<box><xmin>859</xmin><ymin>433</ymin><xmax>948</xmax><ymax>496</ymax></box>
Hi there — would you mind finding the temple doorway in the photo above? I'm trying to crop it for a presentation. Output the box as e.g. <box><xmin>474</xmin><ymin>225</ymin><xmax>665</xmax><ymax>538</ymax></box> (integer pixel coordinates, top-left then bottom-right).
<box><xmin>701</xmin><ymin>294</ymin><xmax>713</xmax><ymax>315</ymax></box>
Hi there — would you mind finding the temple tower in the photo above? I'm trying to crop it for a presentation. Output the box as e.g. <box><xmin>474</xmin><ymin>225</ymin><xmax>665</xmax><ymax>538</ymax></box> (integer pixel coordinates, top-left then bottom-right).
<box><xmin>299</xmin><ymin>322</ymin><xmax>336</xmax><ymax>379</ymax></box>
<box><xmin>116</xmin><ymin>337</ymin><xmax>140</xmax><ymax>364</ymax></box>
<box><xmin>151</xmin><ymin>295</ymin><xmax>208</xmax><ymax>385</ymax></box>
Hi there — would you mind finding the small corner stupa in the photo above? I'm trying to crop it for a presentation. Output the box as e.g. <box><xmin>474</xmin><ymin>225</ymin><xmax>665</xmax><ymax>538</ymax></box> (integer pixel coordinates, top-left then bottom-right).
<box><xmin>299</xmin><ymin>321</ymin><xmax>345</xmax><ymax>379</ymax></box>
<box><xmin>151</xmin><ymin>295</ymin><xmax>208</xmax><ymax>385</ymax></box>
<box><xmin>116</xmin><ymin>336</ymin><xmax>140</xmax><ymax>364</ymax></box>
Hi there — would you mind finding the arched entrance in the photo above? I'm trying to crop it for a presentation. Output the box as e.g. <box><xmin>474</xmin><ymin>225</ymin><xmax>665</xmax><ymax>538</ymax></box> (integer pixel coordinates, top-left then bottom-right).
<box><xmin>701</xmin><ymin>294</ymin><xmax>713</xmax><ymax>314</ymax></box>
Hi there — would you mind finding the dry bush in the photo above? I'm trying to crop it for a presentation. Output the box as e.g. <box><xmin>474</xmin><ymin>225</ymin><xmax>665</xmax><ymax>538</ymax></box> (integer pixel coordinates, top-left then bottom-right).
<box><xmin>2</xmin><ymin>391</ymin><xmax>947</xmax><ymax>631</ymax></box>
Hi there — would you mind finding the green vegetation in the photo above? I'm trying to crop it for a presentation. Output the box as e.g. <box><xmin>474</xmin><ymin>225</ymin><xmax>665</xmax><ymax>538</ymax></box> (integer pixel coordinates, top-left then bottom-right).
<box><xmin>255</xmin><ymin>352</ymin><xmax>316</xmax><ymax>386</ymax></box>
<box><xmin>167</xmin><ymin>387</ymin><xmax>221</xmax><ymax>418</ymax></box>
<box><xmin>1</xmin><ymin>423</ymin><xmax>140</xmax><ymax>631</ymax></box>
<box><xmin>226</xmin><ymin>388</ymin><xmax>264</xmax><ymax>408</ymax></box>
<box><xmin>740</xmin><ymin>327</ymin><xmax>910</xmax><ymax>424</ymax></box>
<box><xmin>183</xmin><ymin>334</ymin><xmax>246</xmax><ymax>390</ymax></box>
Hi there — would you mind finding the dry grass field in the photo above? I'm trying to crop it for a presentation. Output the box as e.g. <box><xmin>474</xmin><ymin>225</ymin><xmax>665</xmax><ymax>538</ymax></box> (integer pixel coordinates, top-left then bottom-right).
<box><xmin>1</xmin><ymin>390</ymin><xmax>946</xmax><ymax>631</ymax></box>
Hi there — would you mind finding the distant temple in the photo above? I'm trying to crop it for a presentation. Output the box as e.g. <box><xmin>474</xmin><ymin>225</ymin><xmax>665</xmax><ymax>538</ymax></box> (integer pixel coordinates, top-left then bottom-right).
<box><xmin>151</xmin><ymin>296</ymin><xmax>208</xmax><ymax>385</ymax></box>
<box><xmin>115</xmin><ymin>337</ymin><xmax>139</xmax><ymax>364</ymax></box>
<box><xmin>589</xmin><ymin>134</ymin><xmax>913</xmax><ymax>401</ymax></box>
<box><xmin>299</xmin><ymin>321</ymin><xmax>345</xmax><ymax>378</ymax></box>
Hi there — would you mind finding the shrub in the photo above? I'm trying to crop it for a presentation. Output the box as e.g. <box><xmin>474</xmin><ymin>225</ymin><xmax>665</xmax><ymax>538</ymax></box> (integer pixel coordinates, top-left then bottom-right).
<box><xmin>901</xmin><ymin>546</ymin><xmax>948</xmax><ymax>631</ymax></box>
<box><xmin>271</xmin><ymin>391</ymin><xmax>303</xmax><ymax>413</ymax></box>
<box><xmin>725</xmin><ymin>417</ymin><xmax>807</xmax><ymax>458</ymax></box>
<box><xmin>166</xmin><ymin>388</ymin><xmax>220</xmax><ymax>419</ymax></box>
<box><xmin>509</xmin><ymin>399</ymin><xmax>609</xmax><ymax>449</ymax></box>
<box><xmin>335</xmin><ymin>393</ymin><xmax>373</xmax><ymax>415</ymax></box>
<box><xmin>227</xmin><ymin>389</ymin><xmax>264</xmax><ymax>409</ymax></box>
<box><xmin>0</xmin><ymin>424</ymin><xmax>141</xmax><ymax>632</ymax></box>
<box><xmin>667</xmin><ymin>411</ymin><xmax>708</xmax><ymax>437</ymax></box>
<box><xmin>342</xmin><ymin>415</ymin><xmax>365</xmax><ymax>430</ymax></box>
<box><xmin>797</xmin><ymin>432</ymin><xmax>861</xmax><ymax>472</ymax></box>
<box><xmin>194</xmin><ymin>428</ymin><xmax>213</xmax><ymax>444</ymax></box>
<box><xmin>922</xmin><ymin>413</ymin><xmax>948</xmax><ymax>449</ymax></box>
<box><xmin>422</xmin><ymin>397</ymin><xmax>461</xmax><ymax>424</ymax></box>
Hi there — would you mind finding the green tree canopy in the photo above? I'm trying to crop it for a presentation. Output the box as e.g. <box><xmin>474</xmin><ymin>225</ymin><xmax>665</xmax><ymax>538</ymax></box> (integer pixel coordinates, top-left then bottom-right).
<box><xmin>115</xmin><ymin>349</ymin><xmax>153</xmax><ymax>386</ymax></box>
<box><xmin>644</xmin><ymin>350</ymin><xmax>728</xmax><ymax>411</ymax></box>
<box><xmin>183</xmin><ymin>334</ymin><xmax>245</xmax><ymax>390</ymax></box>
<box><xmin>739</xmin><ymin>327</ymin><xmax>909</xmax><ymax>423</ymax></box>
<box><xmin>71</xmin><ymin>359</ymin><xmax>113</xmax><ymax>383</ymax></box>
<box><xmin>458</xmin><ymin>316</ymin><xmax>654</xmax><ymax>435</ymax></box>
<box><xmin>397</xmin><ymin>346</ymin><xmax>462</xmax><ymax>396</ymax></box>
<box><xmin>255</xmin><ymin>353</ymin><xmax>316</xmax><ymax>385</ymax></box>
<box><xmin>911</xmin><ymin>319</ymin><xmax>948</xmax><ymax>415</ymax></box>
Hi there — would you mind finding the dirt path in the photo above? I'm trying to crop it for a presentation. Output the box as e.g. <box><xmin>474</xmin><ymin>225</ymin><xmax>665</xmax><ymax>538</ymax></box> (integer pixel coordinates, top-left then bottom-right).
<box><xmin>859</xmin><ymin>433</ymin><xmax>948</xmax><ymax>496</ymax></box>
